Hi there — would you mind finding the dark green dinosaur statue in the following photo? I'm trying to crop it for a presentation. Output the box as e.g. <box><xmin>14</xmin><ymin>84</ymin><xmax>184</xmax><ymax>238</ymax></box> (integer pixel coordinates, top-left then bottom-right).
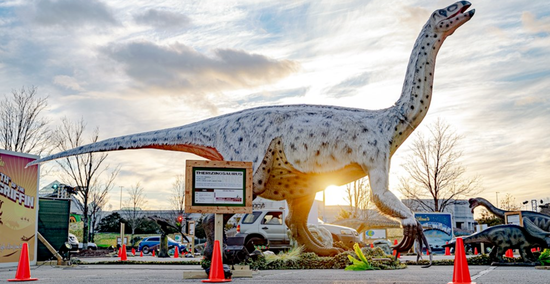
<box><xmin>469</xmin><ymin>197</ymin><xmax>550</xmax><ymax>231</ymax></box>
<box><xmin>445</xmin><ymin>218</ymin><xmax>550</xmax><ymax>263</ymax></box>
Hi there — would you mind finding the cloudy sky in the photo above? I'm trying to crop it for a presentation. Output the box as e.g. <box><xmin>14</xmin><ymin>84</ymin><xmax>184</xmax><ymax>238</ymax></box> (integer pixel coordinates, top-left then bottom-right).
<box><xmin>1</xmin><ymin>0</ymin><xmax>549</xmax><ymax>212</ymax></box>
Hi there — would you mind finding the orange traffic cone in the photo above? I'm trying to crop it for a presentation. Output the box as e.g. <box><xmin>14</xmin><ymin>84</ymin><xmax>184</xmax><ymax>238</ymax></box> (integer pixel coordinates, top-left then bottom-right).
<box><xmin>152</xmin><ymin>250</ymin><xmax>156</xmax><ymax>257</ymax></box>
<box><xmin>174</xmin><ymin>248</ymin><xmax>179</xmax><ymax>258</ymax></box>
<box><xmin>505</xmin><ymin>249</ymin><xmax>513</xmax><ymax>258</ymax></box>
<box><xmin>448</xmin><ymin>237</ymin><xmax>475</xmax><ymax>284</ymax></box>
<box><xmin>118</xmin><ymin>248</ymin><xmax>121</xmax><ymax>257</ymax></box>
<box><xmin>132</xmin><ymin>248</ymin><xmax>136</xmax><ymax>256</ymax></box>
<box><xmin>474</xmin><ymin>247</ymin><xmax>478</xmax><ymax>255</ymax></box>
<box><xmin>8</xmin><ymin>243</ymin><xmax>38</xmax><ymax>282</ymax></box>
<box><xmin>120</xmin><ymin>244</ymin><xmax>128</xmax><ymax>261</ymax></box>
<box><xmin>394</xmin><ymin>239</ymin><xmax>398</xmax><ymax>246</ymax></box>
<box><xmin>445</xmin><ymin>242</ymin><xmax>451</xmax><ymax>256</ymax></box>
<box><xmin>140</xmin><ymin>251</ymin><xmax>143</xmax><ymax>257</ymax></box>
<box><xmin>202</xmin><ymin>240</ymin><xmax>230</xmax><ymax>283</ymax></box>
<box><xmin>370</xmin><ymin>243</ymin><xmax>374</xmax><ymax>249</ymax></box>
<box><xmin>426</xmin><ymin>249</ymin><xmax>430</xmax><ymax>256</ymax></box>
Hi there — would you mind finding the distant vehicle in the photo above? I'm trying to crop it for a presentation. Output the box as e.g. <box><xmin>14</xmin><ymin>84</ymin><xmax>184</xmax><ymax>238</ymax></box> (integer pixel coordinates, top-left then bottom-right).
<box><xmin>138</xmin><ymin>236</ymin><xmax>186</xmax><ymax>254</ymax></box>
<box><xmin>78</xmin><ymin>242</ymin><xmax>98</xmax><ymax>250</ymax></box>
<box><xmin>237</xmin><ymin>209</ymin><xmax>360</xmax><ymax>253</ymax></box>
<box><xmin>68</xmin><ymin>233</ymin><xmax>98</xmax><ymax>250</ymax></box>
<box><xmin>317</xmin><ymin>220</ymin><xmax>361</xmax><ymax>248</ymax></box>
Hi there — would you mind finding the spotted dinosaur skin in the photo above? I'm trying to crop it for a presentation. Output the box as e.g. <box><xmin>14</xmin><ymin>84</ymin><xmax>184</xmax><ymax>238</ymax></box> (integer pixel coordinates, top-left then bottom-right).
<box><xmin>29</xmin><ymin>2</ymin><xmax>475</xmax><ymax>259</ymax></box>
<box><xmin>444</xmin><ymin>223</ymin><xmax>550</xmax><ymax>263</ymax></box>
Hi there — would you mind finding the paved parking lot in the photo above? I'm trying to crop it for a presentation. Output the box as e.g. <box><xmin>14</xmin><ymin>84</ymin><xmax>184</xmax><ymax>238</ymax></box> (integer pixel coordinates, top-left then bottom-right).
<box><xmin>1</xmin><ymin>255</ymin><xmax>548</xmax><ymax>284</ymax></box>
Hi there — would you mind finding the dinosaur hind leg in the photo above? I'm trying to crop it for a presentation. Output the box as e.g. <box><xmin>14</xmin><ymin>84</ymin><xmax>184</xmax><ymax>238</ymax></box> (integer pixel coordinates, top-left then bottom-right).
<box><xmin>286</xmin><ymin>194</ymin><xmax>343</xmax><ymax>256</ymax></box>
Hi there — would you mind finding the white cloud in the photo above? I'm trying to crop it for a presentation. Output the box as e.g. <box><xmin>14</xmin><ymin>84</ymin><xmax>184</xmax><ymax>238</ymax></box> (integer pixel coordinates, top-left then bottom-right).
<box><xmin>53</xmin><ymin>75</ymin><xmax>84</xmax><ymax>91</ymax></box>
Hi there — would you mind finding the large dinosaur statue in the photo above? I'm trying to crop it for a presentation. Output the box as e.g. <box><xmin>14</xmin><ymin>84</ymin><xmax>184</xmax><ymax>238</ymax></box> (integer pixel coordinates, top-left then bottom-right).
<box><xmin>29</xmin><ymin>1</ymin><xmax>475</xmax><ymax>259</ymax></box>
<box><xmin>469</xmin><ymin>197</ymin><xmax>550</xmax><ymax>232</ymax></box>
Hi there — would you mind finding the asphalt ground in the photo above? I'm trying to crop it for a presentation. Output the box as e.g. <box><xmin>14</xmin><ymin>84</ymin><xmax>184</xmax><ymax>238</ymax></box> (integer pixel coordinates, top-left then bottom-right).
<box><xmin>1</xmin><ymin>255</ymin><xmax>548</xmax><ymax>284</ymax></box>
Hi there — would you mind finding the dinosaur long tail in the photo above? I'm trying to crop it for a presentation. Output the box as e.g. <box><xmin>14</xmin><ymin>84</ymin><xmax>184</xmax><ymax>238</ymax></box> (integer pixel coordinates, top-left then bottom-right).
<box><xmin>27</xmin><ymin>125</ymin><xmax>224</xmax><ymax>167</ymax></box>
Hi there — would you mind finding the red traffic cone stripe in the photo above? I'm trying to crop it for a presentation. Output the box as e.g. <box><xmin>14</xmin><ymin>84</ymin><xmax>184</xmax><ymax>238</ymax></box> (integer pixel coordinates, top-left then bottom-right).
<box><xmin>202</xmin><ymin>240</ymin><xmax>231</xmax><ymax>283</ymax></box>
<box><xmin>8</xmin><ymin>243</ymin><xmax>38</xmax><ymax>282</ymax></box>
<box><xmin>448</xmin><ymin>237</ymin><xmax>475</xmax><ymax>284</ymax></box>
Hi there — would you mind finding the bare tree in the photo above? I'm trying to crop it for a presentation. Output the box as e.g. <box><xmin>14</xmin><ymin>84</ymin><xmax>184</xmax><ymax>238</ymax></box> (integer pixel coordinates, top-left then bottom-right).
<box><xmin>120</xmin><ymin>182</ymin><xmax>148</xmax><ymax>247</ymax></box>
<box><xmin>500</xmin><ymin>193</ymin><xmax>520</xmax><ymax>211</ymax></box>
<box><xmin>87</xmin><ymin>169</ymin><xmax>118</xmax><ymax>242</ymax></box>
<box><xmin>398</xmin><ymin>119</ymin><xmax>481</xmax><ymax>212</ymax></box>
<box><xmin>170</xmin><ymin>173</ymin><xmax>188</xmax><ymax>234</ymax></box>
<box><xmin>342</xmin><ymin>177</ymin><xmax>372</xmax><ymax>220</ymax></box>
<box><xmin>53</xmin><ymin>117</ymin><xmax>118</xmax><ymax>247</ymax></box>
<box><xmin>0</xmin><ymin>86</ymin><xmax>51</xmax><ymax>154</ymax></box>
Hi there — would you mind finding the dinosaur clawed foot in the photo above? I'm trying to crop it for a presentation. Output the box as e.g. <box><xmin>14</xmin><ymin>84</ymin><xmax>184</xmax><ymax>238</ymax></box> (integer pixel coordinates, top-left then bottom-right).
<box><xmin>291</xmin><ymin>223</ymin><xmax>343</xmax><ymax>256</ymax></box>
<box><xmin>394</xmin><ymin>220</ymin><xmax>432</xmax><ymax>268</ymax></box>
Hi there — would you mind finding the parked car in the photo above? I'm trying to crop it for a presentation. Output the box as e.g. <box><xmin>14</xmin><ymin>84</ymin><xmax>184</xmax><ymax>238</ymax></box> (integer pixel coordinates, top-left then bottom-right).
<box><xmin>317</xmin><ymin>220</ymin><xmax>361</xmax><ymax>248</ymax></box>
<box><xmin>78</xmin><ymin>242</ymin><xmax>98</xmax><ymax>250</ymax></box>
<box><xmin>138</xmin><ymin>236</ymin><xmax>186</xmax><ymax>254</ymax></box>
<box><xmin>236</xmin><ymin>209</ymin><xmax>361</xmax><ymax>253</ymax></box>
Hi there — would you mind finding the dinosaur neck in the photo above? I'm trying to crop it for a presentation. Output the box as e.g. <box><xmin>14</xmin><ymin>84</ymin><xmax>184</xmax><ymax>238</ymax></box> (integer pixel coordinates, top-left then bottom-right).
<box><xmin>389</xmin><ymin>22</ymin><xmax>445</xmax><ymax>153</ymax></box>
<box><xmin>478</xmin><ymin>198</ymin><xmax>506</xmax><ymax>218</ymax></box>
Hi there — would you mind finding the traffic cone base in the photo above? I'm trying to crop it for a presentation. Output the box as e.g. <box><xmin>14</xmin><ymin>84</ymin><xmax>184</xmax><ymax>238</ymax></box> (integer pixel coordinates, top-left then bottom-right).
<box><xmin>448</xmin><ymin>237</ymin><xmax>475</xmax><ymax>284</ymax></box>
<box><xmin>8</xmin><ymin>243</ymin><xmax>38</xmax><ymax>282</ymax></box>
<box><xmin>202</xmin><ymin>240</ymin><xmax>231</xmax><ymax>283</ymax></box>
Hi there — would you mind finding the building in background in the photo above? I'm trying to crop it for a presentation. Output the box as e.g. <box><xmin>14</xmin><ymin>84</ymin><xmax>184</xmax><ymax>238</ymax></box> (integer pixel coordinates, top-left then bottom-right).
<box><xmin>402</xmin><ymin>199</ymin><xmax>475</xmax><ymax>234</ymax></box>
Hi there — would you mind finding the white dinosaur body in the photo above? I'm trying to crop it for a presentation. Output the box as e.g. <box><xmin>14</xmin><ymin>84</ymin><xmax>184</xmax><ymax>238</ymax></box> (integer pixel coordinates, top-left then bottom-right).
<box><xmin>29</xmin><ymin>1</ymin><xmax>475</xmax><ymax>258</ymax></box>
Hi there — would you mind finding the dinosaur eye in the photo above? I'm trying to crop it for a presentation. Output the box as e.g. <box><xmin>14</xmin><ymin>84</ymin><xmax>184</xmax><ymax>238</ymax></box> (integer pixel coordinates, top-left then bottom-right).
<box><xmin>447</xmin><ymin>4</ymin><xmax>457</xmax><ymax>12</ymax></box>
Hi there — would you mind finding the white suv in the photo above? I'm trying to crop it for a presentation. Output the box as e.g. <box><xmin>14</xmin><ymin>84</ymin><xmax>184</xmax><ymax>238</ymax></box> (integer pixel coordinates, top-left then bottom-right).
<box><xmin>237</xmin><ymin>209</ymin><xmax>360</xmax><ymax>253</ymax></box>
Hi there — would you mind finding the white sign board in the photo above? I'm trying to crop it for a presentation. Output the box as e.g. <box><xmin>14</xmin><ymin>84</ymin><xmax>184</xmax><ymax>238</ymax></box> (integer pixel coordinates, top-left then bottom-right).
<box><xmin>364</xmin><ymin>229</ymin><xmax>387</xmax><ymax>239</ymax></box>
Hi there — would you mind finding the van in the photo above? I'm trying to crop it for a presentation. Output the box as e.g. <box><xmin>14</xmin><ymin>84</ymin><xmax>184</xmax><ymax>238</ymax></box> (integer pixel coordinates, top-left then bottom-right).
<box><xmin>236</xmin><ymin>209</ymin><xmax>360</xmax><ymax>253</ymax></box>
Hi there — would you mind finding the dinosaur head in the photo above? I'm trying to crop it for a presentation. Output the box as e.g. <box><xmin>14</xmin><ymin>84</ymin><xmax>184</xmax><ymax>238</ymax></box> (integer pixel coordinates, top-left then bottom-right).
<box><xmin>430</xmin><ymin>1</ymin><xmax>475</xmax><ymax>37</ymax></box>
<box><xmin>468</xmin><ymin>197</ymin><xmax>480</xmax><ymax>213</ymax></box>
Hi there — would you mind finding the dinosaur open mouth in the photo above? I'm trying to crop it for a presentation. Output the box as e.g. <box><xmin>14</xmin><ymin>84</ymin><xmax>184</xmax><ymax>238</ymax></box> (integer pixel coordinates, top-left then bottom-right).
<box><xmin>448</xmin><ymin>3</ymin><xmax>471</xmax><ymax>19</ymax></box>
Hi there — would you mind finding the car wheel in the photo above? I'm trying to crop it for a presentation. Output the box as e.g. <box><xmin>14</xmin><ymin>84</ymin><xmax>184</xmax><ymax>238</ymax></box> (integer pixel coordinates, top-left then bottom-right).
<box><xmin>245</xmin><ymin>237</ymin><xmax>265</xmax><ymax>253</ymax></box>
<box><xmin>142</xmin><ymin>246</ymin><xmax>150</xmax><ymax>254</ymax></box>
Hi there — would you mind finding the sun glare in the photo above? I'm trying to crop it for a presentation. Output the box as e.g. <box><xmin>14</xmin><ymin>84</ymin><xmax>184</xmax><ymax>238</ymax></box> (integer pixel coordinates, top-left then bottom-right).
<box><xmin>315</xmin><ymin>185</ymin><xmax>348</xmax><ymax>206</ymax></box>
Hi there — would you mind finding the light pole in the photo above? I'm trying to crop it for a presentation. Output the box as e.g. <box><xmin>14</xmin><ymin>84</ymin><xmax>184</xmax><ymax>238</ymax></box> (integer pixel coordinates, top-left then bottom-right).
<box><xmin>120</xmin><ymin>186</ymin><xmax>123</xmax><ymax>210</ymax></box>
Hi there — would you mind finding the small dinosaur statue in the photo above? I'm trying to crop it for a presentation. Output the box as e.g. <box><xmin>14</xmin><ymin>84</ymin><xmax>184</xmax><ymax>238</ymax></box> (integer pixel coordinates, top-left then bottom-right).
<box><xmin>469</xmin><ymin>197</ymin><xmax>550</xmax><ymax>232</ymax></box>
<box><xmin>444</xmin><ymin>218</ymin><xmax>550</xmax><ymax>263</ymax></box>
<box><xmin>148</xmin><ymin>216</ymin><xmax>179</xmax><ymax>257</ymax></box>
<box><xmin>28</xmin><ymin>1</ymin><xmax>475</xmax><ymax>260</ymax></box>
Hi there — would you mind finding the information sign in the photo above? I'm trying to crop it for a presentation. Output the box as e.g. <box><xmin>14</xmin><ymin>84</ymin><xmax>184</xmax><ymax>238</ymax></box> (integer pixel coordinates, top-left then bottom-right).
<box><xmin>185</xmin><ymin>160</ymin><xmax>252</xmax><ymax>214</ymax></box>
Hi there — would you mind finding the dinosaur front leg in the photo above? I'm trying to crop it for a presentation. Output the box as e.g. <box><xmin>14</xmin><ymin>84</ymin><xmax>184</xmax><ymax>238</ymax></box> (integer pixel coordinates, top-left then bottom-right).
<box><xmin>286</xmin><ymin>194</ymin><xmax>343</xmax><ymax>256</ymax></box>
<box><xmin>368</xmin><ymin>165</ymin><xmax>431</xmax><ymax>261</ymax></box>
